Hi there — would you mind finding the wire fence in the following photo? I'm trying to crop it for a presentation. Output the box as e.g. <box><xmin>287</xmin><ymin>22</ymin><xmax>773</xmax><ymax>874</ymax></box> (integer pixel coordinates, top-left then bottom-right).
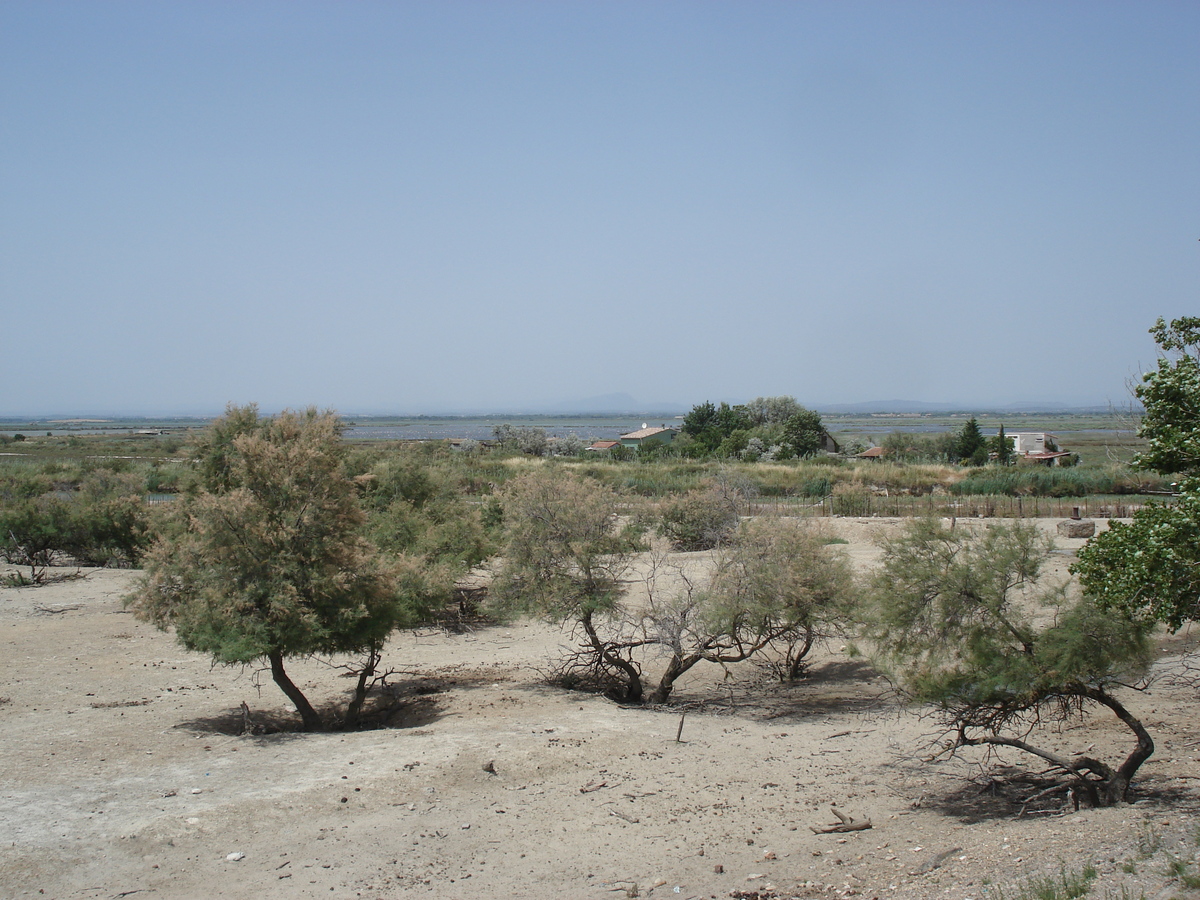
<box><xmin>743</xmin><ymin>493</ymin><xmax>1164</xmax><ymax>519</ymax></box>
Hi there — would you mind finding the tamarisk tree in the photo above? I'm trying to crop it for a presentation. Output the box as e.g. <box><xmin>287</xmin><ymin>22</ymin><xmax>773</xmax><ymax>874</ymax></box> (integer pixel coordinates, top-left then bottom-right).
<box><xmin>494</xmin><ymin>468</ymin><xmax>856</xmax><ymax>705</ymax></box>
<box><xmin>127</xmin><ymin>405</ymin><xmax>416</xmax><ymax>731</ymax></box>
<box><xmin>490</xmin><ymin>468</ymin><xmax>648</xmax><ymax>701</ymax></box>
<box><xmin>867</xmin><ymin>519</ymin><xmax>1153</xmax><ymax>807</ymax></box>
<box><xmin>644</xmin><ymin>517</ymin><xmax>855</xmax><ymax>703</ymax></box>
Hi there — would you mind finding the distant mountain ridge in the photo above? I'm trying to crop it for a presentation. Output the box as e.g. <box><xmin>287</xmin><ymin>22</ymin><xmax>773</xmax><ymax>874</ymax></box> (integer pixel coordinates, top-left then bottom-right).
<box><xmin>814</xmin><ymin>399</ymin><xmax>1120</xmax><ymax>415</ymax></box>
<box><xmin>535</xmin><ymin>395</ymin><xmax>1121</xmax><ymax>417</ymax></box>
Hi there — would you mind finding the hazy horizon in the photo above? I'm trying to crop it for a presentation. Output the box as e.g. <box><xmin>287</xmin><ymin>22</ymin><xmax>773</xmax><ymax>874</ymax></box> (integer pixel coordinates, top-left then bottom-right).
<box><xmin>0</xmin><ymin>395</ymin><xmax>1136</xmax><ymax>422</ymax></box>
<box><xmin>3</xmin><ymin>3</ymin><xmax>1195</xmax><ymax>416</ymax></box>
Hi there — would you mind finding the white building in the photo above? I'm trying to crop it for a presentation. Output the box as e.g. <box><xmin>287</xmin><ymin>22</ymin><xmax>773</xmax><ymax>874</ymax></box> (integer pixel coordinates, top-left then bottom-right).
<box><xmin>1008</xmin><ymin>432</ymin><xmax>1055</xmax><ymax>455</ymax></box>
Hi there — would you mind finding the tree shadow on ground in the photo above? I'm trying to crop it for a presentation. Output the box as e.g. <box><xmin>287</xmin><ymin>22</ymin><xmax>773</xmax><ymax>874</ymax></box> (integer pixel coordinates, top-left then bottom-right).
<box><xmin>929</xmin><ymin>770</ymin><xmax>1200</xmax><ymax>824</ymax></box>
<box><xmin>175</xmin><ymin>673</ymin><xmax>455</xmax><ymax>737</ymax></box>
<box><xmin>662</xmin><ymin>657</ymin><xmax>894</xmax><ymax>720</ymax></box>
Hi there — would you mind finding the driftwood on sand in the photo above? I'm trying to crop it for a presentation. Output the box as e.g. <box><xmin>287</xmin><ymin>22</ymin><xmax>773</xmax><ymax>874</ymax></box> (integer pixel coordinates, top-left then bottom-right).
<box><xmin>809</xmin><ymin>806</ymin><xmax>872</xmax><ymax>834</ymax></box>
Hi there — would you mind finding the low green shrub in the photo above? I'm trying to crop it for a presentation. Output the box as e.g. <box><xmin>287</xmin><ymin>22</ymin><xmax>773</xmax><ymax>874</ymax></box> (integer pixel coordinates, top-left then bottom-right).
<box><xmin>0</xmin><ymin>471</ymin><xmax>153</xmax><ymax>577</ymax></box>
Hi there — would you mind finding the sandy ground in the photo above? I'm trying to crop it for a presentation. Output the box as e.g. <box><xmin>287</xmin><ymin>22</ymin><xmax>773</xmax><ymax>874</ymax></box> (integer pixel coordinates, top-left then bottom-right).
<box><xmin>2</xmin><ymin>518</ymin><xmax>1199</xmax><ymax>900</ymax></box>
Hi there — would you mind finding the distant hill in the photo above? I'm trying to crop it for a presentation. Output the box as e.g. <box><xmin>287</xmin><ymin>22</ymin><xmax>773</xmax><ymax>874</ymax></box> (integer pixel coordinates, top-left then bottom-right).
<box><xmin>817</xmin><ymin>399</ymin><xmax>966</xmax><ymax>414</ymax></box>
<box><xmin>816</xmin><ymin>399</ymin><xmax>1122</xmax><ymax>415</ymax></box>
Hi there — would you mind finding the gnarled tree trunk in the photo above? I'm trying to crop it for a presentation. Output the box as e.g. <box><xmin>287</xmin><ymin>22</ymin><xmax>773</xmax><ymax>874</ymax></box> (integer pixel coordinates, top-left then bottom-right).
<box><xmin>343</xmin><ymin>645</ymin><xmax>381</xmax><ymax>730</ymax></box>
<box><xmin>1088</xmin><ymin>687</ymin><xmax>1154</xmax><ymax>805</ymax></box>
<box><xmin>964</xmin><ymin>686</ymin><xmax>1153</xmax><ymax>808</ymax></box>
<box><xmin>648</xmin><ymin>652</ymin><xmax>703</xmax><ymax>704</ymax></box>
<box><xmin>581</xmin><ymin>611</ymin><xmax>643</xmax><ymax>703</ymax></box>
<box><xmin>785</xmin><ymin>624</ymin><xmax>816</xmax><ymax>681</ymax></box>
<box><xmin>269</xmin><ymin>651</ymin><xmax>324</xmax><ymax>732</ymax></box>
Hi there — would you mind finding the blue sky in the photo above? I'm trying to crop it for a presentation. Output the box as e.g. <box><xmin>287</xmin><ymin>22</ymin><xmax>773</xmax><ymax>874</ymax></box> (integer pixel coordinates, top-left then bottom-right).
<box><xmin>2</xmin><ymin>1</ymin><xmax>1196</xmax><ymax>415</ymax></box>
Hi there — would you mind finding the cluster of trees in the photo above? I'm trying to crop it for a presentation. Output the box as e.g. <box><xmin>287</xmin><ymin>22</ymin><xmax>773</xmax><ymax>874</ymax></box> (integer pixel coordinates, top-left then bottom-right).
<box><xmin>872</xmin><ymin>315</ymin><xmax>1200</xmax><ymax>807</ymax></box>
<box><xmin>486</xmin><ymin>462</ymin><xmax>1161</xmax><ymax>807</ymax></box>
<box><xmin>863</xmin><ymin>315</ymin><xmax>1200</xmax><ymax>807</ymax></box>
<box><xmin>954</xmin><ymin>418</ymin><xmax>1020</xmax><ymax>465</ymax></box>
<box><xmin>487</xmin><ymin>396</ymin><xmax>829</xmax><ymax>462</ymax></box>
<box><xmin>490</xmin><ymin>424</ymin><xmax>585</xmax><ymax>457</ymax></box>
<box><xmin>678</xmin><ymin>396</ymin><xmax>828</xmax><ymax>459</ymax></box>
<box><xmin>875</xmin><ymin>417</ymin><xmax>1043</xmax><ymax>467</ymax></box>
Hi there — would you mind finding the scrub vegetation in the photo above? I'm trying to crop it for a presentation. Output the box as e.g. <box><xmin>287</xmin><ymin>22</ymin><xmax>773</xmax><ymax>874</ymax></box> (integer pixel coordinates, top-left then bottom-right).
<box><xmin>0</xmin><ymin>321</ymin><xmax>1186</xmax><ymax>803</ymax></box>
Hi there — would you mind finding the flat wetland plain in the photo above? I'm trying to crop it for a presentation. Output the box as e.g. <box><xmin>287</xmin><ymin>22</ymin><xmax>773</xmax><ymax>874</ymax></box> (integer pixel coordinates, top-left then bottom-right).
<box><xmin>0</xmin><ymin>411</ymin><xmax>1146</xmax><ymax>466</ymax></box>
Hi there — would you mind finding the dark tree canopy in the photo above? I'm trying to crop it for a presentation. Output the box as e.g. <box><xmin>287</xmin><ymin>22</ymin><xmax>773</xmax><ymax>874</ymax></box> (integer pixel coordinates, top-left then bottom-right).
<box><xmin>1075</xmin><ymin>494</ymin><xmax>1200</xmax><ymax>630</ymax></box>
<box><xmin>1075</xmin><ymin>317</ymin><xmax>1200</xmax><ymax>630</ymax></box>
<box><xmin>989</xmin><ymin>425</ymin><xmax>1013</xmax><ymax>465</ymax></box>
<box><xmin>781</xmin><ymin>408</ymin><xmax>825</xmax><ymax>457</ymax></box>
<box><xmin>957</xmin><ymin>417</ymin><xmax>986</xmax><ymax>463</ymax></box>
<box><xmin>678</xmin><ymin>396</ymin><xmax>824</xmax><ymax>459</ymax></box>
<box><xmin>681</xmin><ymin>401</ymin><xmax>753</xmax><ymax>453</ymax></box>
<box><xmin>1133</xmin><ymin>316</ymin><xmax>1200</xmax><ymax>476</ymax></box>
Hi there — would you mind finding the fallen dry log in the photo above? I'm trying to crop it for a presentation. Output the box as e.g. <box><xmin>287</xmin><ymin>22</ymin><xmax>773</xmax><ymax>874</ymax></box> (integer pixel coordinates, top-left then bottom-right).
<box><xmin>809</xmin><ymin>806</ymin><xmax>872</xmax><ymax>834</ymax></box>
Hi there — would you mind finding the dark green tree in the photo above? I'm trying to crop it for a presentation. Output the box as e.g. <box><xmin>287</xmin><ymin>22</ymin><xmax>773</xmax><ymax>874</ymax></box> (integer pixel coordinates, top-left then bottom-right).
<box><xmin>781</xmin><ymin>407</ymin><xmax>826</xmax><ymax>456</ymax></box>
<box><xmin>681</xmin><ymin>401</ymin><xmax>753</xmax><ymax>454</ymax></box>
<box><xmin>867</xmin><ymin>519</ymin><xmax>1154</xmax><ymax>807</ymax></box>
<box><xmin>956</xmin><ymin>417</ymin><xmax>986</xmax><ymax>463</ymax></box>
<box><xmin>1075</xmin><ymin>317</ymin><xmax>1200</xmax><ymax>629</ymax></box>
<box><xmin>1075</xmin><ymin>494</ymin><xmax>1200</xmax><ymax>630</ymax></box>
<box><xmin>1134</xmin><ymin>316</ymin><xmax>1200</xmax><ymax>475</ymax></box>
<box><xmin>714</xmin><ymin>429</ymin><xmax>751</xmax><ymax>459</ymax></box>
<box><xmin>681</xmin><ymin>401</ymin><xmax>719</xmax><ymax>443</ymax></box>
<box><xmin>989</xmin><ymin>425</ymin><xmax>1014</xmax><ymax>465</ymax></box>
<box><xmin>127</xmin><ymin>405</ymin><xmax>417</xmax><ymax>731</ymax></box>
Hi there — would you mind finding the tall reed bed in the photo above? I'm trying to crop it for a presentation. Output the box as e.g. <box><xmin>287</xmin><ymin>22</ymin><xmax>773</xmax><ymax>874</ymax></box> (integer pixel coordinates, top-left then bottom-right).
<box><xmin>952</xmin><ymin>465</ymin><xmax>1167</xmax><ymax>497</ymax></box>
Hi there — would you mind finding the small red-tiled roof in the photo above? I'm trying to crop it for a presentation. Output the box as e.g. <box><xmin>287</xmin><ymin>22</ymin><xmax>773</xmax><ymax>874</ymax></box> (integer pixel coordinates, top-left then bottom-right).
<box><xmin>587</xmin><ymin>440</ymin><xmax>621</xmax><ymax>450</ymax></box>
<box><xmin>857</xmin><ymin>446</ymin><xmax>888</xmax><ymax>458</ymax></box>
